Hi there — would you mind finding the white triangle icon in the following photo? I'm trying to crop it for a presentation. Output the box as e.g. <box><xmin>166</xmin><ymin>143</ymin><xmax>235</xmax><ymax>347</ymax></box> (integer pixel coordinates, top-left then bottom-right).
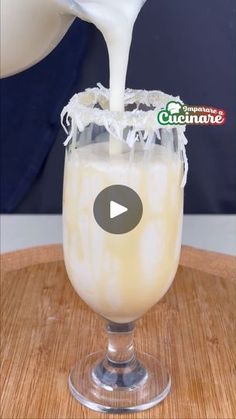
<box><xmin>110</xmin><ymin>201</ymin><xmax>128</xmax><ymax>219</ymax></box>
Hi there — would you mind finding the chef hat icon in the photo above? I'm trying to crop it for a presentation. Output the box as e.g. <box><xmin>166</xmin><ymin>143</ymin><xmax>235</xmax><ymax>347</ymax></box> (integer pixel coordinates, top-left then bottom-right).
<box><xmin>166</xmin><ymin>101</ymin><xmax>182</xmax><ymax>115</ymax></box>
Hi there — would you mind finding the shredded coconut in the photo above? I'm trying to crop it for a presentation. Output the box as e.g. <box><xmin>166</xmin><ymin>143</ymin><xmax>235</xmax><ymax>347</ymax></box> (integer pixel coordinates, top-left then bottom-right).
<box><xmin>61</xmin><ymin>84</ymin><xmax>188</xmax><ymax>186</ymax></box>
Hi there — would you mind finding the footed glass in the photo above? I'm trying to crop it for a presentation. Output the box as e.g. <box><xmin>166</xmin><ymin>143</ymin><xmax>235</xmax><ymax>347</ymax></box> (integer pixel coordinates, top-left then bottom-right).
<box><xmin>62</xmin><ymin>87</ymin><xmax>187</xmax><ymax>413</ymax></box>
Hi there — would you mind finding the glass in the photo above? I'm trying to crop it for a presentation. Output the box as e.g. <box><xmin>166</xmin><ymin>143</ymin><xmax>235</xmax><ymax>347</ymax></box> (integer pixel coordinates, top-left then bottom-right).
<box><xmin>62</xmin><ymin>88</ymin><xmax>186</xmax><ymax>413</ymax></box>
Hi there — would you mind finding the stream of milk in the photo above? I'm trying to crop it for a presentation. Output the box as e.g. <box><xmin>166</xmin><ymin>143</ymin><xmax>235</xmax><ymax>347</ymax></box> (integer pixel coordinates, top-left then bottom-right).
<box><xmin>72</xmin><ymin>0</ymin><xmax>146</xmax><ymax>111</ymax></box>
<box><xmin>71</xmin><ymin>0</ymin><xmax>146</xmax><ymax>153</ymax></box>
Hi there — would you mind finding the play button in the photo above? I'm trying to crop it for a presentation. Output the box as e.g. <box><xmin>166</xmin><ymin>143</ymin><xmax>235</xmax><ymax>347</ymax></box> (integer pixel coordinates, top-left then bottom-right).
<box><xmin>110</xmin><ymin>201</ymin><xmax>128</xmax><ymax>219</ymax></box>
<box><xmin>93</xmin><ymin>185</ymin><xmax>143</xmax><ymax>234</ymax></box>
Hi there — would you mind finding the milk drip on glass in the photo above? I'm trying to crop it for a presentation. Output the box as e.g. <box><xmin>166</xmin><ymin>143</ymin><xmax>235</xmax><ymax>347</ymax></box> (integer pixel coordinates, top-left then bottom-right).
<box><xmin>63</xmin><ymin>141</ymin><xmax>183</xmax><ymax>323</ymax></box>
<box><xmin>62</xmin><ymin>88</ymin><xmax>187</xmax><ymax>325</ymax></box>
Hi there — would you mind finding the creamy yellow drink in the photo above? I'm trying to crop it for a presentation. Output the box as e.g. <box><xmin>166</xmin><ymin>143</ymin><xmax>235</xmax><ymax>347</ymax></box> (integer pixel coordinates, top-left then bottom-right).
<box><xmin>63</xmin><ymin>141</ymin><xmax>183</xmax><ymax>323</ymax></box>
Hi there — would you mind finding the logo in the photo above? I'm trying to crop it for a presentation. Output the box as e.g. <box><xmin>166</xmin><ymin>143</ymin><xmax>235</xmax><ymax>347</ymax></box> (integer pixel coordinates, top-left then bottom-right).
<box><xmin>157</xmin><ymin>101</ymin><xmax>226</xmax><ymax>126</ymax></box>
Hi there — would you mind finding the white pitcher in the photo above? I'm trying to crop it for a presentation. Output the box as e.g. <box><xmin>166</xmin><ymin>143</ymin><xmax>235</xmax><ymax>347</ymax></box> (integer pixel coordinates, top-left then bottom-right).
<box><xmin>0</xmin><ymin>0</ymin><xmax>88</xmax><ymax>78</ymax></box>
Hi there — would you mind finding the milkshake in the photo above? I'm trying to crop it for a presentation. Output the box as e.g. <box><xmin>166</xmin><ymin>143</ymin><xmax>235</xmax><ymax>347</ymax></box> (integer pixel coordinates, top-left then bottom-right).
<box><xmin>63</xmin><ymin>140</ymin><xmax>183</xmax><ymax>323</ymax></box>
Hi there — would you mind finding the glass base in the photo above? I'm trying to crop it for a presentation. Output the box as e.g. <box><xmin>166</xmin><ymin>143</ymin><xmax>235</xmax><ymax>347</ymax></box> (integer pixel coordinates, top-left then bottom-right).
<box><xmin>69</xmin><ymin>351</ymin><xmax>171</xmax><ymax>413</ymax></box>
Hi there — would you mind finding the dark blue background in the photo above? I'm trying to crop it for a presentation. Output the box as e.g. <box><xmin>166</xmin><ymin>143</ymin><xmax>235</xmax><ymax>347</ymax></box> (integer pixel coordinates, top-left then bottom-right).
<box><xmin>1</xmin><ymin>0</ymin><xmax>236</xmax><ymax>213</ymax></box>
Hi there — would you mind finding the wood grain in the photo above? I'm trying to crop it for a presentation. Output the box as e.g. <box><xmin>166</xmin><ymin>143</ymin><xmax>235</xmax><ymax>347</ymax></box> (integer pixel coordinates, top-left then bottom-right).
<box><xmin>1</xmin><ymin>246</ymin><xmax>236</xmax><ymax>419</ymax></box>
<box><xmin>2</xmin><ymin>244</ymin><xmax>236</xmax><ymax>278</ymax></box>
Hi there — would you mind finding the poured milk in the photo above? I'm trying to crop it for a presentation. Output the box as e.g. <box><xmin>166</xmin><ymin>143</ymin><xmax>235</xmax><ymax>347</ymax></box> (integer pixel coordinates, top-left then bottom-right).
<box><xmin>63</xmin><ymin>143</ymin><xmax>183</xmax><ymax>323</ymax></box>
<box><xmin>72</xmin><ymin>0</ymin><xmax>146</xmax><ymax>111</ymax></box>
<box><xmin>72</xmin><ymin>0</ymin><xmax>147</xmax><ymax>154</ymax></box>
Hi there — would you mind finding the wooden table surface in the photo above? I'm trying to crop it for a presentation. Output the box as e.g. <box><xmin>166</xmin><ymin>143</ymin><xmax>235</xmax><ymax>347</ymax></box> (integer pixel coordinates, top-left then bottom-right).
<box><xmin>1</xmin><ymin>245</ymin><xmax>236</xmax><ymax>419</ymax></box>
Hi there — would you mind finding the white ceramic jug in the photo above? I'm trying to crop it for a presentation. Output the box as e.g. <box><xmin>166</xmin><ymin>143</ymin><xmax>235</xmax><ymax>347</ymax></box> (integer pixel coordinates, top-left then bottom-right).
<box><xmin>0</xmin><ymin>0</ymin><xmax>87</xmax><ymax>78</ymax></box>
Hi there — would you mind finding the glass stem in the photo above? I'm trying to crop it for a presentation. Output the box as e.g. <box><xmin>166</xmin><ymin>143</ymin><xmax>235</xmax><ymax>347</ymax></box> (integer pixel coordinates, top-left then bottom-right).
<box><xmin>106</xmin><ymin>321</ymin><xmax>135</xmax><ymax>365</ymax></box>
<box><xmin>92</xmin><ymin>321</ymin><xmax>147</xmax><ymax>390</ymax></box>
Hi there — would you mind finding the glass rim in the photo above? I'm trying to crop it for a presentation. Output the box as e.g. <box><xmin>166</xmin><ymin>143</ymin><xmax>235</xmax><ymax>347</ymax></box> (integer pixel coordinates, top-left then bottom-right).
<box><xmin>61</xmin><ymin>84</ymin><xmax>187</xmax><ymax>136</ymax></box>
<box><xmin>61</xmin><ymin>84</ymin><xmax>188</xmax><ymax>186</ymax></box>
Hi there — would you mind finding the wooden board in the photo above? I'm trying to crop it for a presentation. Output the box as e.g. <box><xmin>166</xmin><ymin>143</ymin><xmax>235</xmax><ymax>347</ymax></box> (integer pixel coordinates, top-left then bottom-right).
<box><xmin>1</xmin><ymin>246</ymin><xmax>236</xmax><ymax>419</ymax></box>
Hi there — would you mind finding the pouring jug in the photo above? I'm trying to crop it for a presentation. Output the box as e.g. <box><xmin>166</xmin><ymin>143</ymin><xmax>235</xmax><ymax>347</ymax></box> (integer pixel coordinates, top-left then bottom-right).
<box><xmin>0</xmin><ymin>0</ymin><xmax>89</xmax><ymax>78</ymax></box>
<box><xmin>1</xmin><ymin>0</ymin><xmax>147</xmax><ymax>78</ymax></box>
